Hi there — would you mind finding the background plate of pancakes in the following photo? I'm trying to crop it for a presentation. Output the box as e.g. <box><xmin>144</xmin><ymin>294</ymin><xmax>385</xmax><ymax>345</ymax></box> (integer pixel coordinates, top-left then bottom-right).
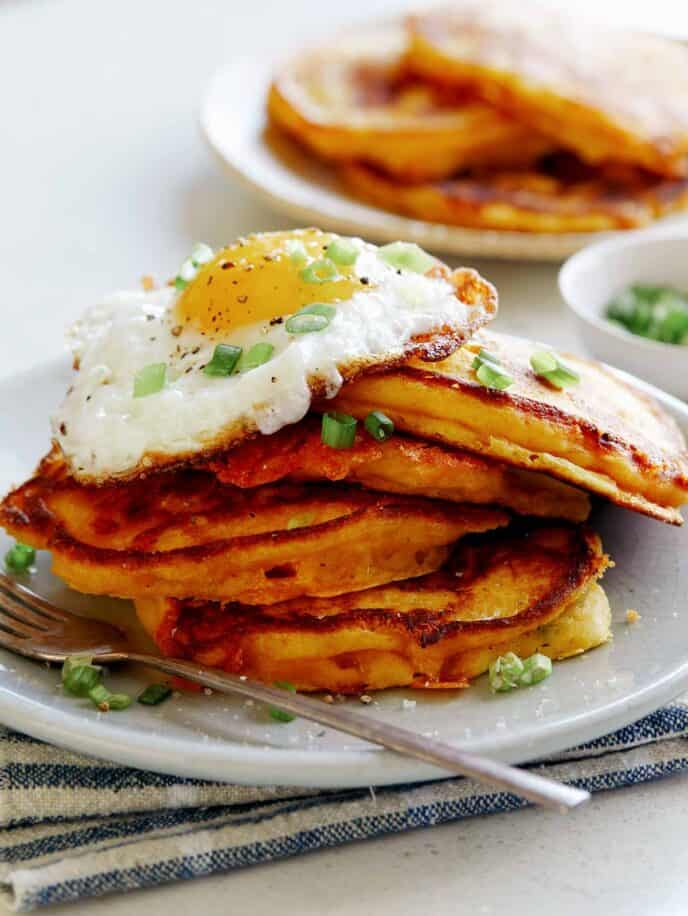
<box><xmin>202</xmin><ymin>3</ymin><xmax>688</xmax><ymax>260</ymax></box>
<box><xmin>0</xmin><ymin>354</ymin><xmax>687</xmax><ymax>787</ymax></box>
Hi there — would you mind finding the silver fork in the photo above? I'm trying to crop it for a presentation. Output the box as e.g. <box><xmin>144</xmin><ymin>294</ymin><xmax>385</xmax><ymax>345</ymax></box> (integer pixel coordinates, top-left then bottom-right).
<box><xmin>0</xmin><ymin>571</ymin><xmax>588</xmax><ymax>812</ymax></box>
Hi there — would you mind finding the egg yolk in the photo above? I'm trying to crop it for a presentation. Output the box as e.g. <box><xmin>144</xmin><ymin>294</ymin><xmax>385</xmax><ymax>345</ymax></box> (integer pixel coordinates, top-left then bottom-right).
<box><xmin>175</xmin><ymin>229</ymin><xmax>365</xmax><ymax>338</ymax></box>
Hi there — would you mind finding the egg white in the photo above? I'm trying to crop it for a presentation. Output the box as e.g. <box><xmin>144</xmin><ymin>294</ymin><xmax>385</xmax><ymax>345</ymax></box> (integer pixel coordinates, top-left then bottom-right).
<box><xmin>52</xmin><ymin>239</ymin><xmax>476</xmax><ymax>481</ymax></box>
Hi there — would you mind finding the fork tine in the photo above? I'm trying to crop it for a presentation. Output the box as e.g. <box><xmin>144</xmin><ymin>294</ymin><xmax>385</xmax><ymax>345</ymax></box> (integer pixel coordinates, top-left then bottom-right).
<box><xmin>0</xmin><ymin>588</ymin><xmax>52</xmax><ymax>631</ymax></box>
<box><xmin>0</xmin><ymin>610</ymin><xmax>33</xmax><ymax>638</ymax></box>
<box><xmin>0</xmin><ymin>574</ymin><xmax>71</xmax><ymax>622</ymax></box>
<box><xmin>0</xmin><ymin>625</ymin><xmax>29</xmax><ymax>651</ymax></box>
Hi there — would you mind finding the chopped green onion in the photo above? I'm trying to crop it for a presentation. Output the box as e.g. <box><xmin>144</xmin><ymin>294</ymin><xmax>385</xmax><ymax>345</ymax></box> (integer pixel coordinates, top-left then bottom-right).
<box><xmin>63</xmin><ymin>664</ymin><xmax>103</xmax><ymax>697</ymax></box>
<box><xmin>519</xmin><ymin>653</ymin><xmax>552</xmax><ymax>686</ymax></box>
<box><xmin>284</xmin><ymin>239</ymin><xmax>308</xmax><ymax>265</ymax></box>
<box><xmin>133</xmin><ymin>363</ymin><xmax>166</xmax><ymax>398</ymax></box>
<box><xmin>285</xmin><ymin>311</ymin><xmax>332</xmax><ymax>333</ymax></box>
<box><xmin>300</xmin><ymin>259</ymin><xmax>338</xmax><ymax>284</ymax></box>
<box><xmin>530</xmin><ymin>351</ymin><xmax>580</xmax><ymax>389</ymax></box>
<box><xmin>321</xmin><ymin>412</ymin><xmax>357</xmax><ymax>449</ymax></box>
<box><xmin>88</xmin><ymin>684</ymin><xmax>112</xmax><ymax>709</ymax></box>
<box><xmin>138</xmin><ymin>683</ymin><xmax>173</xmax><ymax>706</ymax></box>
<box><xmin>364</xmin><ymin>410</ymin><xmax>394</xmax><ymax>442</ymax></box>
<box><xmin>285</xmin><ymin>303</ymin><xmax>336</xmax><ymax>334</ymax></box>
<box><xmin>476</xmin><ymin>360</ymin><xmax>513</xmax><ymax>390</ymax></box>
<box><xmin>471</xmin><ymin>348</ymin><xmax>501</xmax><ymax>370</ymax></box>
<box><xmin>269</xmin><ymin>680</ymin><xmax>297</xmax><ymax>723</ymax></box>
<box><xmin>190</xmin><ymin>242</ymin><xmax>214</xmax><ymax>267</ymax></box>
<box><xmin>4</xmin><ymin>542</ymin><xmax>36</xmax><ymax>573</ymax></box>
<box><xmin>543</xmin><ymin>363</ymin><xmax>580</xmax><ymax>389</ymax></box>
<box><xmin>488</xmin><ymin>652</ymin><xmax>525</xmax><ymax>693</ymax></box>
<box><xmin>62</xmin><ymin>654</ymin><xmax>94</xmax><ymax>681</ymax></box>
<box><xmin>378</xmin><ymin>241</ymin><xmax>436</xmax><ymax>274</ymax></box>
<box><xmin>239</xmin><ymin>342</ymin><xmax>274</xmax><ymax>372</ymax></box>
<box><xmin>529</xmin><ymin>350</ymin><xmax>558</xmax><ymax>376</ymax></box>
<box><xmin>204</xmin><ymin>344</ymin><xmax>242</xmax><ymax>377</ymax></box>
<box><xmin>287</xmin><ymin>512</ymin><xmax>315</xmax><ymax>530</ymax></box>
<box><xmin>106</xmin><ymin>693</ymin><xmax>132</xmax><ymax>711</ymax></box>
<box><xmin>325</xmin><ymin>238</ymin><xmax>358</xmax><ymax>266</ymax></box>
<box><xmin>606</xmin><ymin>284</ymin><xmax>688</xmax><ymax>345</ymax></box>
<box><xmin>174</xmin><ymin>276</ymin><xmax>188</xmax><ymax>291</ymax></box>
<box><xmin>87</xmin><ymin>684</ymin><xmax>130</xmax><ymax>711</ymax></box>
<box><xmin>489</xmin><ymin>651</ymin><xmax>553</xmax><ymax>693</ymax></box>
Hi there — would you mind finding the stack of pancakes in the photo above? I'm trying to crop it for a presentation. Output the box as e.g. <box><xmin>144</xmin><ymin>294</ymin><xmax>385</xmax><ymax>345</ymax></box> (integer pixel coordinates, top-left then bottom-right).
<box><xmin>268</xmin><ymin>1</ymin><xmax>688</xmax><ymax>232</ymax></box>
<box><xmin>2</xmin><ymin>238</ymin><xmax>687</xmax><ymax>695</ymax></box>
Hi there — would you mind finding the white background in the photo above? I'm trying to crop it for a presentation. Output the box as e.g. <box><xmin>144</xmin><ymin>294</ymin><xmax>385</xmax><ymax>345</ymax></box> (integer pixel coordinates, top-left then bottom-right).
<box><xmin>1</xmin><ymin>1</ymin><xmax>688</xmax><ymax>914</ymax></box>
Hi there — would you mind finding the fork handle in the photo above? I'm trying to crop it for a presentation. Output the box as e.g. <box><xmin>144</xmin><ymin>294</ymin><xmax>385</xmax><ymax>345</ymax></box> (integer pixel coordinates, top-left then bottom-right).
<box><xmin>126</xmin><ymin>653</ymin><xmax>588</xmax><ymax>812</ymax></box>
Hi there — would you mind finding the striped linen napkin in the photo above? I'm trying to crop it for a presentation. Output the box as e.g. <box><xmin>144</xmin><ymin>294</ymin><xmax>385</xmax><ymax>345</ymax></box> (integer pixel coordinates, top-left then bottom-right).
<box><xmin>2</xmin><ymin>701</ymin><xmax>688</xmax><ymax>911</ymax></box>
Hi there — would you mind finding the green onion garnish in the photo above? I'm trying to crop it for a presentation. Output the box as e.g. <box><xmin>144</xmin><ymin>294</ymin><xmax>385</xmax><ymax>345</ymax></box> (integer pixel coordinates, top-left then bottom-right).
<box><xmin>133</xmin><ymin>363</ymin><xmax>166</xmax><ymax>398</ymax></box>
<box><xmin>519</xmin><ymin>653</ymin><xmax>552</xmax><ymax>686</ymax></box>
<box><xmin>476</xmin><ymin>361</ymin><xmax>513</xmax><ymax>390</ymax></box>
<box><xmin>489</xmin><ymin>651</ymin><xmax>553</xmax><ymax>693</ymax></box>
<box><xmin>488</xmin><ymin>652</ymin><xmax>524</xmax><ymax>693</ymax></box>
<box><xmin>287</xmin><ymin>512</ymin><xmax>315</xmax><ymax>530</ymax></box>
<box><xmin>284</xmin><ymin>239</ymin><xmax>308</xmax><ymax>265</ymax></box>
<box><xmin>88</xmin><ymin>684</ymin><xmax>131</xmax><ymax>711</ymax></box>
<box><xmin>529</xmin><ymin>350</ymin><xmax>558</xmax><ymax>376</ymax></box>
<box><xmin>321</xmin><ymin>412</ymin><xmax>357</xmax><ymax>449</ymax></box>
<box><xmin>4</xmin><ymin>542</ymin><xmax>36</xmax><ymax>573</ymax></box>
<box><xmin>378</xmin><ymin>241</ymin><xmax>436</xmax><ymax>274</ymax></box>
<box><xmin>62</xmin><ymin>654</ymin><xmax>94</xmax><ymax>680</ymax></box>
<box><xmin>61</xmin><ymin>655</ymin><xmax>132</xmax><ymax>711</ymax></box>
<box><xmin>138</xmin><ymin>683</ymin><xmax>172</xmax><ymax>706</ymax></box>
<box><xmin>606</xmin><ymin>284</ymin><xmax>688</xmax><ymax>345</ymax></box>
<box><xmin>63</xmin><ymin>664</ymin><xmax>103</xmax><ymax>697</ymax></box>
<box><xmin>472</xmin><ymin>348</ymin><xmax>513</xmax><ymax>391</ymax></box>
<box><xmin>530</xmin><ymin>351</ymin><xmax>580</xmax><ymax>389</ymax></box>
<box><xmin>364</xmin><ymin>411</ymin><xmax>394</xmax><ymax>442</ymax></box>
<box><xmin>300</xmin><ymin>259</ymin><xmax>338</xmax><ymax>284</ymax></box>
<box><xmin>325</xmin><ymin>238</ymin><xmax>358</xmax><ymax>266</ymax></box>
<box><xmin>240</xmin><ymin>342</ymin><xmax>274</xmax><ymax>371</ymax></box>
<box><xmin>471</xmin><ymin>348</ymin><xmax>501</xmax><ymax>370</ymax></box>
<box><xmin>204</xmin><ymin>344</ymin><xmax>242</xmax><ymax>377</ymax></box>
<box><xmin>88</xmin><ymin>684</ymin><xmax>111</xmax><ymax>709</ymax></box>
<box><xmin>285</xmin><ymin>303</ymin><xmax>336</xmax><ymax>334</ymax></box>
<box><xmin>269</xmin><ymin>680</ymin><xmax>297</xmax><ymax>723</ymax></box>
<box><xmin>190</xmin><ymin>242</ymin><xmax>214</xmax><ymax>267</ymax></box>
<box><xmin>175</xmin><ymin>257</ymin><xmax>198</xmax><ymax>291</ymax></box>
<box><xmin>106</xmin><ymin>693</ymin><xmax>132</xmax><ymax>710</ymax></box>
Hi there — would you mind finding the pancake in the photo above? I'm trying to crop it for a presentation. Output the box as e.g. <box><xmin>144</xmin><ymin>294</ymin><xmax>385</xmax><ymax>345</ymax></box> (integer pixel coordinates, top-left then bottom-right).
<box><xmin>332</xmin><ymin>330</ymin><xmax>688</xmax><ymax>524</ymax></box>
<box><xmin>407</xmin><ymin>1</ymin><xmax>688</xmax><ymax>177</ymax></box>
<box><xmin>268</xmin><ymin>21</ymin><xmax>551</xmax><ymax>182</ymax></box>
<box><xmin>0</xmin><ymin>448</ymin><xmax>508</xmax><ymax>604</ymax></box>
<box><xmin>135</xmin><ymin>525</ymin><xmax>610</xmax><ymax>692</ymax></box>
<box><xmin>208</xmin><ymin>416</ymin><xmax>590</xmax><ymax>522</ymax></box>
<box><xmin>341</xmin><ymin>156</ymin><xmax>688</xmax><ymax>233</ymax></box>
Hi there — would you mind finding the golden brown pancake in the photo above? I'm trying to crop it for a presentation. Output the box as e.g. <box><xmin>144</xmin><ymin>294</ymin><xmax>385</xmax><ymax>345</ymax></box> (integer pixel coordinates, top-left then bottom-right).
<box><xmin>407</xmin><ymin>1</ymin><xmax>688</xmax><ymax>177</ymax></box>
<box><xmin>135</xmin><ymin>525</ymin><xmax>610</xmax><ymax>692</ymax></box>
<box><xmin>268</xmin><ymin>21</ymin><xmax>551</xmax><ymax>181</ymax></box>
<box><xmin>342</xmin><ymin>156</ymin><xmax>688</xmax><ymax>233</ymax></box>
<box><xmin>0</xmin><ymin>448</ymin><xmax>507</xmax><ymax>604</ymax></box>
<box><xmin>332</xmin><ymin>330</ymin><xmax>688</xmax><ymax>524</ymax></box>
<box><xmin>208</xmin><ymin>416</ymin><xmax>590</xmax><ymax>522</ymax></box>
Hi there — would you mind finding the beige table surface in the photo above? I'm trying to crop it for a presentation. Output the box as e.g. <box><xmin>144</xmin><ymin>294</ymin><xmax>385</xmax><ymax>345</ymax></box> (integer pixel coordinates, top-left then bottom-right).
<box><xmin>1</xmin><ymin>0</ymin><xmax>688</xmax><ymax>912</ymax></box>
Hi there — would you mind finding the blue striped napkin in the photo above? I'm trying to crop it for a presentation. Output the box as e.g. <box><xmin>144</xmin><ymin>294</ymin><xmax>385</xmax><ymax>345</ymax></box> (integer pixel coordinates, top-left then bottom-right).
<box><xmin>2</xmin><ymin>702</ymin><xmax>688</xmax><ymax>911</ymax></box>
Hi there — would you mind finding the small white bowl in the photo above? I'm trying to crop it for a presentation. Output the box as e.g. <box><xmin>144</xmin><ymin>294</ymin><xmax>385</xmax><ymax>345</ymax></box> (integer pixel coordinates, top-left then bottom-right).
<box><xmin>559</xmin><ymin>231</ymin><xmax>688</xmax><ymax>401</ymax></box>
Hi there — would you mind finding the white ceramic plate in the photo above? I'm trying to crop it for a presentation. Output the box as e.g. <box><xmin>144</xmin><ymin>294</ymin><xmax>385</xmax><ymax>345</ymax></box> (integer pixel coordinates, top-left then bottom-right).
<box><xmin>0</xmin><ymin>357</ymin><xmax>687</xmax><ymax>788</ymax></box>
<box><xmin>200</xmin><ymin>56</ymin><xmax>688</xmax><ymax>263</ymax></box>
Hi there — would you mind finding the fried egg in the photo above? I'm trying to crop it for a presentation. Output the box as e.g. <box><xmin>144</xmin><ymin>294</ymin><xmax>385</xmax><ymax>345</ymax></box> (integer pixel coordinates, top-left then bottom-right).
<box><xmin>52</xmin><ymin>229</ymin><xmax>497</xmax><ymax>482</ymax></box>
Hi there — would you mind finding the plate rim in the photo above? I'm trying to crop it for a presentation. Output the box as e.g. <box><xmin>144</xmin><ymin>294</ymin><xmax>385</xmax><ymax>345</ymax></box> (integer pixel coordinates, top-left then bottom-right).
<box><xmin>0</xmin><ymin>356</ymin><xmax>687</xmax><ymax>787</ymax></box>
